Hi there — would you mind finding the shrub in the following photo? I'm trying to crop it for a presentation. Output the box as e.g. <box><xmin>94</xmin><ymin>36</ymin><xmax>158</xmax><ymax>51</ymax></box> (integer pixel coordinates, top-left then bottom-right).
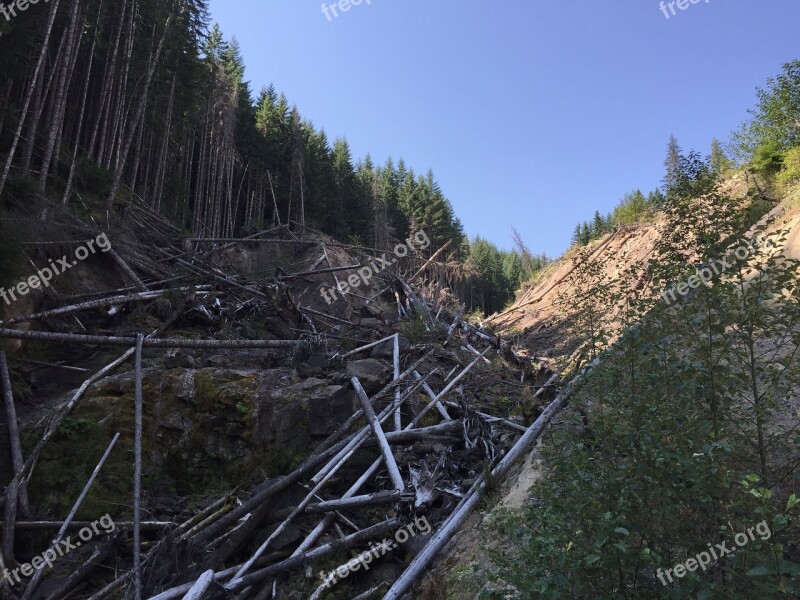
<box><xmin>751</xmin><ymin>141</ymin><xmax>785</xmax><ymax>176</ymax></box>
<box><xmin>777</xmin><ymin>146</ymin><xmax>800</xmax><ymax>187</ymax></box>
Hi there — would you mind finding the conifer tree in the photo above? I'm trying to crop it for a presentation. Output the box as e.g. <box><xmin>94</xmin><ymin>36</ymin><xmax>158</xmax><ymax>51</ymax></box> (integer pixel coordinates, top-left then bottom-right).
<box><xmin>663</xmin><ymin>134</ymin><xmax>682</xmax><ymax>193</ymax></box>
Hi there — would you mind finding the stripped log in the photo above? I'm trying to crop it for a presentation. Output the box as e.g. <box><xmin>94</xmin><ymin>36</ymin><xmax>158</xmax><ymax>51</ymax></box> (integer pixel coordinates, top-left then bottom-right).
<box><xmin>279</xmin><ymin>264</ymin><xmax>362</xmax><ymax>280</ymax></box>
<box><xmin>339</xmin><ymin>334</ymin><xmax>396</xmax><ymax>359</ymax></box>
<box><xmin>0</xmin><ymin>328</ymin><xmax>296</xmax><ymax>348</ymax></box>
<box><xmin>108</xmin><ymin>247</ymin><xmax>148</xmax><ymax>291</ymax></box>
<box><xmin>0</xmin><ymin>521</ymin><xmax>172</xmax><ymax>531</ymax></box>
<box><xmin>463</xmin><ymin>343</ymin><xmax>491</xmax><ymax>364</ymax></box>
<box><xmin>198</xmin><ymin>439</ymin><xmax>354</xmax><ymax>569</ymax></box>
<box><xmin>309</xmin><ymin>372</ymin><xmax>435</xmax><ymax>486</ymax></box>
<box><xmin>291</xmin><ymin>453</ymin><xmax>390</xmax><ymax>558</ymax></box>
<box><xmin>225</xmin><ymin>440</ymin><xmax>362</xmax><ymax>590</ymax></box>
<box><xmin>0</xmin><ymin>287</ymin><xmax>210</xmax><ymax>325</ymax></box>
<box><xmin>412</xmin><ymin>370</ymin><xmax>451</xmax><ymax>421</ymax></box>
<box><xmin>393</xmin><ymin>333</ymin><xmax>402</xmax><ymax>431</ymax></box>
<box><xmin>352</xmin><ymin>377</ymin><xmax>405</xmax><ymax>492</ymax></box>
<box><xmin>182</xmin><ymin>570</ymin><xmax>215</xmax><ymax>600</ymax></box>
<box><xmin>269</xmin><ymin>490</ymin><xmax>410</xmax><ymax>520</ymax></box>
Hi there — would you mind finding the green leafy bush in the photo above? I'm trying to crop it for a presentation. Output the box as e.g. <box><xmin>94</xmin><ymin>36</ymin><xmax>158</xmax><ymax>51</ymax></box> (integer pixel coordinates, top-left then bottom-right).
<box><xmin>751</xmin><ymin>141</ymin><xmax>785</xmax><ymax>176</ymax></box>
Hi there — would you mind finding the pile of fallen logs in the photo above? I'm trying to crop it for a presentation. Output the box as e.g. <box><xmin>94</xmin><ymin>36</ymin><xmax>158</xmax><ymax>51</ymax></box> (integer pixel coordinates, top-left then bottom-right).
<box><xmin>0</xmin><ymin>201</ymin><xmax>593</xmax><ymax>599</ymax></box>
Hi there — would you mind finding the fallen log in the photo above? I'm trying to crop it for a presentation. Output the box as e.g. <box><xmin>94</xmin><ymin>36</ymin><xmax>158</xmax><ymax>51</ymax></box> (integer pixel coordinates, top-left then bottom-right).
<box><xmin>0</xmin><ymin>521</ymin><xmax>172</xmax><ymax>531</ymax></box>
<box><xmin>352</xmin><ymin>377</ymin><xmax>405</xmax><ymax>492</ymax></box>
<box><xmin>0</xmin><ymin>287</ymin><xmax>210</xmax><ymax>325</ymax></box>
<box><xmin>393</xmin><ymin>333</ymin><xmax>402</xmax><ymax>431</ymax></box>
<box><xmin>0</xmin><ymin>328</ymin><xmax>296</xmax><ymax>348</ymax></box>
<box><xmin>182</xmin><ymin>570</ymin><xmax>215</xmax><ymax>600</ymax></box>
<box><xmin>412</xmin><ymin>370</ymin><xmax>451</xmax><ymax>420</ymax></box>
<box><xmin>269</xmin><ymin>490</ymin><xmax>410</xmax><ymax>521</ymax></box>
<box><xmin>107</xmin><ymin>247</ymin><xmax>148</xmax><ymax>292</ymax></box>
<box><xmin>279</xmin><ymin>264</ymin><xmax>362</xmax><ymax>280</ymax></box>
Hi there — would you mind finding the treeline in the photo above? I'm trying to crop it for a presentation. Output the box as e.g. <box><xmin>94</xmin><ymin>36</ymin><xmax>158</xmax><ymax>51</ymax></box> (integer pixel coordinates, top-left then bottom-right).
<box><xmin>0</xmin><ymin>0</ymin><xmax>545</xmax><ymax>315</ymax></box>
<box><xmin>571</xmin><ymin>189</ymin><xmax>665</xmax><ymax>246</ymax></box>
<box><xmin>467</xmin><ymin>237</ymin><xmax>550</xmax><ymax>316</ymax></box>
<box><xmin>0</xmin><ymin>2</ymin><xmax>464</xmax><ymax>252</ymax></box>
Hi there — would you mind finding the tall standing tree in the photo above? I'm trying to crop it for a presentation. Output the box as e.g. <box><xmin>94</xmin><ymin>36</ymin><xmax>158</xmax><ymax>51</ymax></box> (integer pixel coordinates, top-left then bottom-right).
<box><xmin>710</xmin><ymin>137</ymin><xmax>731</xmax><ymax>174</ymax></box>
<box><xmin>663</xmin><ymin>134</ymin><xmax>682</xmax><ymax>193</ymax></box>
<box><xmin>732</xmin><ymin>60</ymin><xmax>800</xmax><ymax>159</ymax></box>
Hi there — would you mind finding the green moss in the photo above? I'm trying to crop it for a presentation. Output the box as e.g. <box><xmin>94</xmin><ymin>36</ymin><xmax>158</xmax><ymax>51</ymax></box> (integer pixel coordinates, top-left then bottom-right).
<box><xmin>26</xmin><ymin>368</ymin><xmax>267</xmax><ymax>517</ymax></box>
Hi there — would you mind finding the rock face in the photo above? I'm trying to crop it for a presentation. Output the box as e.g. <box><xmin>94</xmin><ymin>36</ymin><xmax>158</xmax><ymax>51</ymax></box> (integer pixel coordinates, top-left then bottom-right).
<box><xmin>27</xmin><ymin>361</ymin><xmax>358</xmax><ymax>518</ymax></box>
<box><xmin>256</xmin><ymin>373</ymin><xmax>357</xmax><ymax>450</ymax></box>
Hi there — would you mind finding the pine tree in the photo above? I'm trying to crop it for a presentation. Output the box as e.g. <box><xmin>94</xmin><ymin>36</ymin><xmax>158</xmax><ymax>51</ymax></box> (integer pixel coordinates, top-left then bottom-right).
<box><xmin>663</xmin><ymin>134</ymin><xmax>682</xmax><ymax>193</ymax></box>
<box><xmin>572</xmin><ymin>224</ymin><xmax>583</xmax><ymax>246</ymax></box>
<box><xmin>592</xmin><ymin>210</ymin><xmax>605</xmax><ymax>239</ymax></box>
<box><xmin>710</xmin><ymin>138</ymin><xmax>730</xmax><ymax>174</ymax></box>
<box><xmin>579</xmin><ymin>222</ymin><xmax>591</xmax><ymax>245</ymax></box>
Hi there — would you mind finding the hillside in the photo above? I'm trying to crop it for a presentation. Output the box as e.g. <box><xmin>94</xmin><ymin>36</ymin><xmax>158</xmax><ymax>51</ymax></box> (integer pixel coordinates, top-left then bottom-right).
<box><xmin>1</xmin><ymin>2</ymin><xmax>800</xmax><ymax>600</ymax></box>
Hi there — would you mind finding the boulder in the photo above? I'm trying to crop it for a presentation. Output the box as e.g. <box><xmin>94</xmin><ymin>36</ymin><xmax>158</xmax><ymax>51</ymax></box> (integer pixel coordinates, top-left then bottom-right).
<box><xmin>346</xmin><ymin>358</ymin><xmax>391</xmax><ymax>393</ymax></box>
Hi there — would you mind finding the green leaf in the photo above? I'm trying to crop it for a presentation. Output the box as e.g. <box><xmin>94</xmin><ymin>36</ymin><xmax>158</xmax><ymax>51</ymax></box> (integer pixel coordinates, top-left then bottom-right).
<box><xmin>787</xmin><ymin>494</ymin><xmax>799</xmax><ymax>510</ymax></box>
<box><xmin>586</xmin><ymin>554</ymin><xmax>601</xmax><ymax>566</ymax></box>
<box><xmin>614</xmin><ymin>527</ymin><xmax>629</xmax><ymax>536</ymax></box>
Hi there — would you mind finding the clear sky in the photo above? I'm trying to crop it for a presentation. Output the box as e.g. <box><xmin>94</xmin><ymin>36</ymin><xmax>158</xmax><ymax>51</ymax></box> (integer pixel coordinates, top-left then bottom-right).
<box><xmin>207</xmin><ymin>0</ymin><xmax>800</xmax><ymax>257</ymax></box>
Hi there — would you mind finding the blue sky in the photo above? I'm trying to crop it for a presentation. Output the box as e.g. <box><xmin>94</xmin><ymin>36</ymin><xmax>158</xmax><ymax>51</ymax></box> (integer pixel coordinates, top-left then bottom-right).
<box><xmin>207</xmin><ymin>1</ymin><xmax>800</xmax><ymax>257</ymax></box>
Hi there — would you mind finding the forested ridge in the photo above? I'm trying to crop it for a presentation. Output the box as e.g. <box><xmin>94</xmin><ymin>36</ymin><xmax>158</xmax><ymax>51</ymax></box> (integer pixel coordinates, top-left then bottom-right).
<box><xmin>0</xmin><ymin>0</ymin><xmax>542</xmax><ymax>316</ymax></box>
